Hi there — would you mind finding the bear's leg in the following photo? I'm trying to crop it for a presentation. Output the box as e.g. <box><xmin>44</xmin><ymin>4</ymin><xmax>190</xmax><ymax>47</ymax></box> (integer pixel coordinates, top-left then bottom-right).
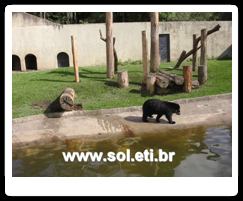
<box><xmin>165</xmin><ymin>114</ymin><xmax>175</xmax><ymax>124</ymax></box>
<box><xmin>156</xmin><ymin>114</ymin><xmax>163</xmax><ymax>123</ymax></box>
<box><xmin>142</xmin><ymin>114</ymin><xmax>148</xmax><ymax>122</ymax></box>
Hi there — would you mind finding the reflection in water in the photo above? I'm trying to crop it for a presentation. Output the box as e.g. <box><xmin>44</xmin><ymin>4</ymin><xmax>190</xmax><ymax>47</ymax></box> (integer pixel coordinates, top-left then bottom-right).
<box><xmin>12</xmin><ymin>126</ymin><xmax>232</xmax><ymax>177</ymax></box>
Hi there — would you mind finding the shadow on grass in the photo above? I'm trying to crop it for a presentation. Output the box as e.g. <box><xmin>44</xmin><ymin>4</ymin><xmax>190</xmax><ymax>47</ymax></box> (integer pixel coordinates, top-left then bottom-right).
<box><xmin>43</xmin><ymin>96</ymin><xmax>65</xmax><ymax>118</ymax></box>
<box><xmin>161</xmin><ymin>67</ymin><xmax>178</xmax><ymax>71</ymax></box>
<box><xmin>129</xmin><ymin>88</ymin><xmax>154</xmax><ymax>97</ymax></box>
<box><xmin>46</xmin><ymin>69</ymin><xmax>106</xmax><ymax>80</ymax></box>
<box><xmin>105</xmin><ymin>80</ymin><xmax>118</xmax><ymax>87</ymax></box>
<box><xmin>47</xmin><ymin>69</ymin><xmax>106</xmax><ymax>75</ymax></box>
<box><xmin>31</xmin><ymin>79</ymin><xmax>74</xmax><ymax>83</ymax></box>
<box><xmin>81</xmin><ymin>68</ymin><xmax>106</xmax><ymax>75</ymax></box>
<box><xmin>129</xmin><ymin>81</ymin><xmax>142</xmax><ymax>86</ymax></box>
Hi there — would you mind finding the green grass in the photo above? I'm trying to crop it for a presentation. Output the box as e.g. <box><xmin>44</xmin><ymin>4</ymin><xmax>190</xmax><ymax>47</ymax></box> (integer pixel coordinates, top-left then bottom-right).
<box><xmin>12</xmin><ymin>60</ymin><xmax>232</xmax><ymax>118</ymax></box>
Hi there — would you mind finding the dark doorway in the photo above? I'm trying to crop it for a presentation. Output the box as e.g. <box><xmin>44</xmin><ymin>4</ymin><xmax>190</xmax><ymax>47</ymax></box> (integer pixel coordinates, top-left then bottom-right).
<box><xmin>57</xmin><ymin>52</ymin><xmax>70</xmax><ymax>67</ymax></box>
<box><xmin>25</xmin><ymin>54</ymin><xmax>37</xmax><ymax>70</ymax></box>
<box><xmin>12</xmin><ymin>55</ymin><xmax>21</xmax><ymax>71</ymax></box>
<box><xmin>159</xmin><ymin>34</ymin><xmax>170</xmax><ymax>62</ymax></box>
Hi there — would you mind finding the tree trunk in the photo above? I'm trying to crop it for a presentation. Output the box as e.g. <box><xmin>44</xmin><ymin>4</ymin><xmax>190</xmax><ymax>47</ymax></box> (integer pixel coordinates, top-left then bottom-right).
<box><xmin>106</xmin><ymin>12</ymin><xmax>114</xmax><ymax>78</ymax></box>
<box><xmin>142</xmin><ymin>31</ymin><xmax>149</xmax><ymax>84</ymax></box>
<box><xmin>192</xmin><ymin>34</ymin><xmax>198</xmax><ymax>71</ymax></box>
<box><xmin>59</xmin><ymin>88</ymin><xmax>75</xmax><ymax>111</ymax></box>
<box><xmin>200</xmin><ymin>28</ymin><xmax>208</xmax><ymax>82</ymax></box>
<box><xmin>150</xmin><ymin>12</ymin><xmax>160</xmax><ymax>73</ymax></box>
<box><xmin>99</xmin><ymin>29</ymin><xmax>118</xmax><ymax>73</ymax></box>
<box><xmin>183</xmin><ymin>66</ymin><xmax>192</xmax><ymax>93</ymax></box>
<box><xmin>146</xmin><ymin>73</ymin><xmax>156</xmax><ymax>95</ymax></box>
<box><xmin>198</xmin><ymin>65</ymin><xmax>207</xmax><ymax>85</ymax></box>
<box><xmin>117</xmin><ymin>71</ymin><xmax>129</xmax><ymax>88</ymax></box>
<box><xmin>71</xmin><ymin>35</ymin><xmax>79</xmax><ymax>83</ymax></box>
<box><xmin>113</xmin><ymin>38</ymin><xmax>118</xmax><ymax>73</ymax></box>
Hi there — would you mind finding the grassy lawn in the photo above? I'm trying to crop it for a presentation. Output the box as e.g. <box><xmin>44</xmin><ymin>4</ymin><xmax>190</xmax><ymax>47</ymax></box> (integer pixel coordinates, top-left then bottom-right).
<box><xmin>12</xmin><ymin>60</ymin><xmax>232</xmax><ymax>118</ymax></box>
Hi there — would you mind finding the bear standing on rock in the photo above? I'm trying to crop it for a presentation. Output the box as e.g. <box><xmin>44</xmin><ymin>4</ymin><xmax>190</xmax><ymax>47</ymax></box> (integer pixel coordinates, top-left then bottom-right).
<box><xmin>142</xmin><ymin>99</ymin><xmax>180</xmax><ymax>124</ymax></box>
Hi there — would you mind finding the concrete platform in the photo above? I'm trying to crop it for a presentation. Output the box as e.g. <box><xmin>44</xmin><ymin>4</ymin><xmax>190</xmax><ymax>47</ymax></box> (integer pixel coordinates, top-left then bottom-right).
<box><xmin>12</xmin><ymin>93</ymin><xmax>232</xmax><ymax>146</ymax></box>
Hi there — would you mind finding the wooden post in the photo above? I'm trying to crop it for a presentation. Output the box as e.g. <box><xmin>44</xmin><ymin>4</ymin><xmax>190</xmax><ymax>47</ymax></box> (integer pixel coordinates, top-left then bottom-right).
<box><xmin>150</xmin><ymin>12</ymin><xmax>160</xmax><ymax>73</ymax></box>
<box><xmin>146</xmin><ymin>73</ymin><xmax>156</xmax><ymax>95</ymax></box>
<box><xmin>198</xmin><ymin>65</ymin><xmax>207</xmax><ymax>85</ymax></box>
<box><xmin>71</xmin><ymin>35</ymin><xmax>79</xmax><ymax>83</ymax></box>
<box><xmin>117</xmin><ymin>71</ymin><xmax>129</xmax><ymax>88</ymax></box>
<box><xmin>192</xmin><ymin>34</ymin><xmax>197</xmax><ymax>72</ymax></box>
<box><xmin>183</xmin><ymin>66</ymin><xmax>192</xmax><ymax>93</ymax></box>
<box><xmin>200</xmin><ymin>28</ymin><xmax>207</xmax><ymax>82</ymax></box>
<box><xmin>142</xmin><ymin>31</ymin><xmax>149</xmax><ymax>84</ymax></box>
<box><xmin>106</xmin><ymin>12</ymin><xmax>114</xmax><ymax>78</ymax></box>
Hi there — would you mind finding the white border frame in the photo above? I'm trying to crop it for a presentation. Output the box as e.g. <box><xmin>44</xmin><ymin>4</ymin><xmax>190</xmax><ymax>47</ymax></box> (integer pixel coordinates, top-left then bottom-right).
<box><xmin>5</xmin><ymin>5</ymin><xmax>238</xmax><ymax>196</ymax></box>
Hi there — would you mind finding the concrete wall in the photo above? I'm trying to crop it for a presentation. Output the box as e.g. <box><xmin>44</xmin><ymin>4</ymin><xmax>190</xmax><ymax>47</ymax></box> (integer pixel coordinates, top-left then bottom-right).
<box><xmin>12</xmin><ymin>12</ymin><xmax>61</xmax><ymax>27</ymax></box>
<box><xmin>12</xmin><ymin>13</ymin><xmax>232</xmax><ymax>71</ymax></box>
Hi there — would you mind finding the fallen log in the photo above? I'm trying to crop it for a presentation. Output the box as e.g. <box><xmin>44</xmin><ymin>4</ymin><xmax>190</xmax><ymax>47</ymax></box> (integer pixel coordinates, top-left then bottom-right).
<box><xmin>192</xmin><ymin>80</ymin><xmax>200</xmax><ymax>89</ymax></box>
<box><xmin>59</xmin><ymin>88</ymin><xmax>75</xmax><ymax>111</ymax></box>
<box><xmin>156</xmin><ymin>75</ymin><xmax>170</xmax><ymax>88</ymax></box>
<box><xmin>153</xmin><ymin>71</ymin><xmax>199</xmax><ymax>95</ymax></box>
<box><xmin>158</xmin><ymin>70</ymin><xmax>184</xmax><ymax>85</ymax></box>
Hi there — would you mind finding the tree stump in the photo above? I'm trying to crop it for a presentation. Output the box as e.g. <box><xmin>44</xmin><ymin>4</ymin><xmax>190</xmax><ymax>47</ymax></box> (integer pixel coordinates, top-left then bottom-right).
<box><xmin>146</xmin><ymin>74</ymin><xmax>156</xmax><ymax>95</ymax></box>
<box><xmin>183</xmin><ymin>66</ymin><xmax>192</xmax><ymax>93</ymax></box>
<box><xmin>59</xmin><ymin>88</ymin><xmax>75</xmax><ymax>111</ymax></box>
<box><xmin>117</xmin><ymin>71</ymin><xmax>129</xmax><ymax>88</ymax></box>
<box><xmin>198</xmin><ymin>65</ymin><xmax>207</xmax><ymax>85</ymax></box>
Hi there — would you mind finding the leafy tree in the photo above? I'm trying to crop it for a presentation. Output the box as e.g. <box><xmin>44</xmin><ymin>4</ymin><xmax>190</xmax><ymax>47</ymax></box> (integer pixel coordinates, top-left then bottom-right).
<box><xmin>27</xmin><ymin>12</ymin><xmax>231</xmax><ymax>24</ymax></box>
<box><xmin>159</xmin><ymin>12</ymin><xmax>232</xmax><ymax>21</ymax></box>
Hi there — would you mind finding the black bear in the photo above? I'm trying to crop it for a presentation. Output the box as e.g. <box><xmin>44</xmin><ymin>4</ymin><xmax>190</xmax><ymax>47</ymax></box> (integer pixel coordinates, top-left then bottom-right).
<box><xmin>142</xmin><ymin>99</ymin><xmax>180</xmax><ymax>124</ymax></box>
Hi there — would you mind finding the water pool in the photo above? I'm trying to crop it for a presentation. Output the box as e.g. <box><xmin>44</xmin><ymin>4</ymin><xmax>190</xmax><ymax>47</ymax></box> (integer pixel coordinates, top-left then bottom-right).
<box><xmin>13</xmin><ymin>125</ymin><xmax>232</xmax><ymax>177</ymax></box>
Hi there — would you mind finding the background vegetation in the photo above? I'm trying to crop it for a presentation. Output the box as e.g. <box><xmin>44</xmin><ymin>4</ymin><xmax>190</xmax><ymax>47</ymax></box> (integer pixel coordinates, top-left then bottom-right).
<box><xmin>27</xmin><ymin>12</ymin><xmax>232</xmax><ymax>24</ymax></box>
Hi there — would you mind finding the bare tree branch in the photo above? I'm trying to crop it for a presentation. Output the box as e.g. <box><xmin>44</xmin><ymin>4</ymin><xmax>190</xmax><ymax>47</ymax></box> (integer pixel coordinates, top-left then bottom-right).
<box><xmin>174</xmin><ymin>24</ymin><xmax>221</xmax><ymax>69</ymax></box>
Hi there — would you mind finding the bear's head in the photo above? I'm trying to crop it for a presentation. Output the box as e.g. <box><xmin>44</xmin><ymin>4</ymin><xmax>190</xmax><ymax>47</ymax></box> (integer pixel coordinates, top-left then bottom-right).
<box><xmin>173</xmin><ymin>103</ymin><xmax>180</xmax><ymax>115</ymax></box>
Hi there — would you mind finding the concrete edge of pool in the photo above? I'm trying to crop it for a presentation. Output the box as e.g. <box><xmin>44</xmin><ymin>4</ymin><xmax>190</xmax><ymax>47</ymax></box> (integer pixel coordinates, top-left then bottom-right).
<box><xmin>12</xmin><ymin>93</ymin><xmax>232</xmax><ymax>147</ymax></box>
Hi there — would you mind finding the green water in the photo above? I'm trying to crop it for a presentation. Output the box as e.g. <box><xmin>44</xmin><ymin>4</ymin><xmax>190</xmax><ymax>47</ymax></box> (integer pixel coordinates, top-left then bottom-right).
<box><xmin>13</xmin><ymin>126</ymin><xmax>232</xmax><ymax>177</ymax></box>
